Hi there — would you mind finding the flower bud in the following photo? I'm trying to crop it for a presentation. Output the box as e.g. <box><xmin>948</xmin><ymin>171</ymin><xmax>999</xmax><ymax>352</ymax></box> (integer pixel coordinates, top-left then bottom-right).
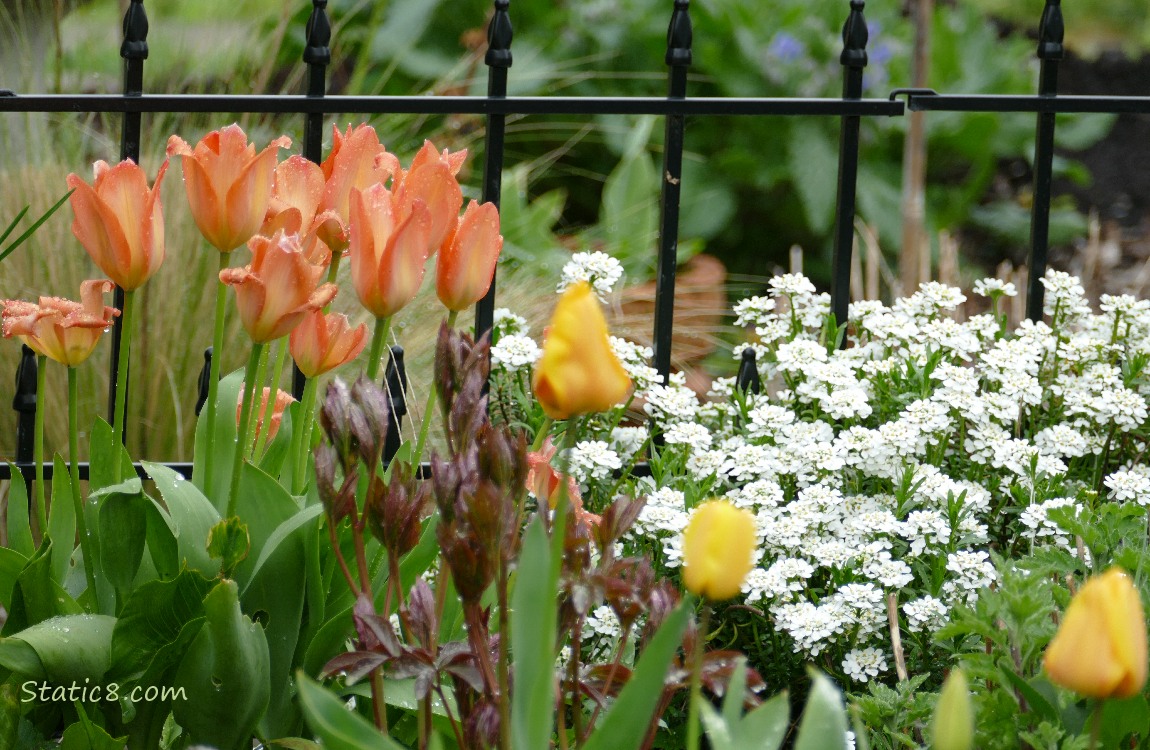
<box><xmin>1044</xmin><ymin>566</ymin><xmax>1148</xmax><ymax>699</ymax></box>
<box><xmin>931</xmin><ymin>669</ymin><xmax>974</xmax><ymax>750</ymax></box>
<box><xmin>681</xmin><ymin>499</ymin><xmax>757</xmax><ymax>601</ymax></box>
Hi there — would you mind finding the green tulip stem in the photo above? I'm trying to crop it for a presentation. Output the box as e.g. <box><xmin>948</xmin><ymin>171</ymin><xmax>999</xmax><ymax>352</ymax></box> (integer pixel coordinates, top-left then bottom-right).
<box><xmin>69</xmin><ymin>366</ymin><xmax>99</xmax><ymax>609</ymax></box>
<box><xmin>686</xmin><ymin>603</ymin><xmax>710</xmax><ymax>750</ymax></box>
<box><xmin>252</xmin><ymin>337</ymin><xmax>287</xmax><ymax>461</ymax></box>
<box><xmin>245</xmin><ymin>340</ymin><xmax>272</xmax><ymax>458</ymax></box>
<box><xmin>111</xmin><ymin>288</ymin><xmax>136</xmax><ymax>482</ymax></box>
<box><xmin>227</xmin><ymin>343</ymin><xmax>264</xmax><ymax>519</ymax></box>
<box><xmin>365</xmin><ymin>315</ymin><xmax>391</xmax><ymax>382</ymax></box>
<box><xmin>33</xmin><ymin>354</ymin><xmax>47</xmax><ymax>539</ymax></box>
<box><xmin>203</xmin><ymin>254</ymin><xmax>230</xmax><ymax>491</ymax></box>
<box><xmin>292</xmin><ymin>376</ymin><xmax>320</xmax><ymax>496</ymax></box>
<box><xmin>412</xmin><ymin>310</ymin><xmax>458</xmax><ymax>467</ymax></box>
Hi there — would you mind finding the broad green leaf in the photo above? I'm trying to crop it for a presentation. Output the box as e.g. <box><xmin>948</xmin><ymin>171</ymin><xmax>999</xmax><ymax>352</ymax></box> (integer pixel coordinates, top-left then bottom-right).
<box><xmin>0</xmin><ymin>547</ymin><xmax>28</xmax><ymax>611</ymax></box>
<box><xmin>87</xmin><ymin>418</ymin><xmax>134</xmax><ymax>493</ymax></box>
<box><xmin>47</xmin><ymin>455</ymin><xmax>77</xmax><ymax>586</ymax></box>
<box><xmin>0</xmin><ymin>637</ymin><xmax>43</xmax><ymax>680</ymax></box>
<box><xmin>241</xmin><ymin>504</ymin><xmax>323</xmax><ymax>598</ymax></box>
<box><xmin>0</xmin><ymin>679</ymin><xmax>20</xmax><ymax>747</ymax></box>
<box><xmin>794</xmin><ymin>669</ymin><xmax>850</xmax><ymax>750</ymax></box>
<box><xmin>108</xmin><ymin>569</ymin><xmax>214</xmax><ymax>684</ymax></box>
<box><xmin>59</xmin><ymin>701</ymin><xmax>127</xmax><ymax>750</ymax></box>
<box><xmin>600</xmin><ymin>138</ymin><xmax>659</xmax><ymax>279</ymax></box>
<box><xmin>700</xmin><ymin>700</ymin><xmax>735</xmax><ymax>750</ymax></box>
<box><xmin>3</xmin><ymin>539</ymin><xmax>81</xmax><ymax>634</ymax></box>
<box><xmin>787</xmin><ymin>122</ymin><xmax>839</xmax><ymax>236</ymax></box>
<box><xmin>737</xmin><ymin>691</ymin><xmax>790</xmax><ymax>750</ymax></box>
<box><xmin>511</xmin><ymin>518</ymin><xmax>556</xmax><ymax>750</ymax></box>
<box><xmin>192</xmin><ymin>369</ymin><xmax>245</xmax><ymax>511</ymax></box>
<box><xmin>583</xmin><ymin>602</ymin><xmax>691</xmax><ymax>750</ymax></box>
<box><xmin>268</xmin><ymin>740</ymin><xmax>323</xmax><ymax>750</ymax></box>
<box><xmin>1100</xmin><ymin>694</ymin><xmax>1150</xmax><ymax>749</ymax></box>
<box><xmin>999</xmin><ymin>667</ymin><xmax>1058</xmax><ymax>722</ymax></box>
<box><xmin>97</xmin><ymin>486</ymin><xmax>148</xmax><ymax>594</ymax></box>
<box><xmin>172</xmin><ymin>579</ymin><xmax>270</xmax><ymax>750</ymax></box>
<box><xmin>142</xmin><ymin>461</ymin><xmax>221</xmax><ymax>576</ymax></box>
<box><xmin>142</xmin><ymin>500</ymin><xmax>178</xmax><ymax>580</ymax></box>
<box><xmin>296</xmin><ymin>672</ymin><xmax>407</xmax><ymax>750</ymax></box>
<box><xmin>232</xmin><ymin>461</ymin><xmax>301</xmax><ymax>587</ymax></box>
<box><xmin>5</xmin><ymin>465</ymin><xmax>34</xmax><ymax>558</ymax></box>
<box><xmin>0</xmin><ymin>614</ymin><xmax>115</xmax><ymax>684</ymax></box>
<box><xmin>722</xmin><ymin>655</ymin><xmax>749</xmax><ymax>727</ymax></box>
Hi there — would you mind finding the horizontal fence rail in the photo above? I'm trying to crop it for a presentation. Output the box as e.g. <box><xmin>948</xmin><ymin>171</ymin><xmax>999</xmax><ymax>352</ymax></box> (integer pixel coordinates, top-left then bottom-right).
<box><xmin>0</xmin><ymin>0</ymin><xmax>1132</xmax><ymax>483</ymax></box>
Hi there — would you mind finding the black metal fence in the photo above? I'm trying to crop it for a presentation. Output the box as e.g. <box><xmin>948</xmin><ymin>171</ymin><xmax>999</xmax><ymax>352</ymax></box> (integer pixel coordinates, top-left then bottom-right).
<box><xmin>3</xmin><ymin>0</ymin><xmax>1150</xmax><ymax>483</ymax></box>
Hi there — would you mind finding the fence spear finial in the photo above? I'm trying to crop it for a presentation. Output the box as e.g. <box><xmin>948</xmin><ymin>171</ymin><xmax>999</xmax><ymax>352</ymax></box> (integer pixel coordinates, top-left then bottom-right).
<box><xmin>486</xmin><ymin>0</ymin><xmax>513</xmax><ymax>68</ymax></box>
<box><xmin>304</xmin><ymin>0</ymin><xmax>332</xmax><ymax>67</ymax></box>
<box><xmin>840</xmin><ymin>0</ymin><xmax>868</xmax><ymax>69</ymax></box>
<box><xmin>735</xmin><ymin>347</ymin><xmax>762</xmax><ymax>395</ymax></box>
<box><xmin>666</xmin><ymin>0</ymin><xmax>692</xmax><ymax>67</ymax></box>
<box><xmin>1037</xmin><ymin>0</ymin><xmax>1064</xmax><ymax>61</ymax></box>
<box><xmin>121</xmin><ymin>0</ymin><xmax>149</xmax><ymax>60</ymax></box>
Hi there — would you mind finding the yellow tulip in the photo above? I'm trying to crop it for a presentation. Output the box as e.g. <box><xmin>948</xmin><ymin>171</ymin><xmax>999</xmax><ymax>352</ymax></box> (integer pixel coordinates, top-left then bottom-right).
<box><xmin>531</xmin><ymin>281</ymin><xmax>631</xmax><ymax>419</ymax></box>
<box><xmin>681</xmin><ymin>499</ymin><xmax>757</xmax><ymax>601</ymax></box>
<box><xmin>1044</xmin><ymin>567</ymin><xmax>1148</xmax><ymax>699</ymax></box>
<box><xmin>931</xmin><ymin>668</ymin><xmax>974</xmax><ymax>750</ymax></box>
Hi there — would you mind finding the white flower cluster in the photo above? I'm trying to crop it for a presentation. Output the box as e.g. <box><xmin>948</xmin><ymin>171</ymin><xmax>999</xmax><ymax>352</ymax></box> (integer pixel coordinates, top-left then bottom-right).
<box><xmin>607</xmin><ymin>269</ymin><xmax>1150</xmax><ymax>682</ymax></box>
<box><xmin>558</xmin><ymin>250</ymin><xmax>625</xmax><ymax>299</ymax></box>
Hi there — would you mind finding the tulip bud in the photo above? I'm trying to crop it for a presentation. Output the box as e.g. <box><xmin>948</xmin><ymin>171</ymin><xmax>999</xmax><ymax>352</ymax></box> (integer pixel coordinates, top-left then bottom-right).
<box><xmin>1044</xmin><ymin>567</ymin><xmax>1148</xmax><ymax>699</ymax></box>
<box><xmin>532</xmin><ymin>281</ymin><xmax>631</xmax><ymax>420</ymax></box>
<box><xmin>681</xmin><ymin>499</ymin><xmax>757</xmax><ymax>601</ymax></box>
<box><xmin>931</xmin><ymin>669</ymin><xmax>974</xmax><ymax>750</ymax></box>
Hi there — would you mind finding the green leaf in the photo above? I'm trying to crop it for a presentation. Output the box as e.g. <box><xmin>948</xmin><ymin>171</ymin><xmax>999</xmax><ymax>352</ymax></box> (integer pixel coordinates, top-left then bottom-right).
<box><xmin>787</xmin><ymin>122</ymin><xmax>839</xmax><ymax>236</ymax></box>
<box><xmin>999</xmin><ymin>667</ymin><xmax>1058</xmax><ymax>722</ymax></box>
<box><xmin>241</xmin><ymin>504</ymin><xmax>322</xmax><ymax>598</ymax></box>
<box><xmin>600</xmin><ymin>118</ymin><xmax>659</xmax><ymax>278</ymax></box>
<box><xmin>142</xmin><ymin>500</ymin><xmax>178</xmax><ymax>581</ymax></box>
<box><xmin>87</xmin><ymin>418</ymin><xmax>134</xmax><ymax>493</ymax></box>
<box><xmin>59</xmin><ymin>701</ymin><xmax>127</xmax><ymax>750</ymax></box>
<box><xmin>0</xmin><ymin>614</ymin><xmax>116</xmax><ymax>684</ymax></box>
<box><xmin>207</xmin><ymin>517</ymin><xmax>251</xmax><ymax>578</ymax></box>
<box><xmin>296</xmin><ymin>672</ymin><xmax>407</xmax><ymax>750</ymax></box>
<box><xmin>3</xmin><ymin>539</ymin><xmax>81</xmax><ymax>634</ymax></box>
<box><xmin>172</xmin><ymin>579</ymin><xmax>270</xmax><ymax>750</ymax></box>
<box><xmin>0</xmin><ymin>548</ymin><xmax>27</xmax><ymax>612</ymax></box>
<box><xmin>47</xmin><ymin>455</ymin><xmax>77</xmax><ymax>586</ymax></box>
<box><xmin>107</xmin><ymin>569</ymin><xmax>214</xmax><ymax>684</ymax></box>
<box><xmin>192</xmin><ymin>369</ymin><xmax>245</xmax><ymax>512</ymax></box>
<box><xmin>5</xmin><ymin>465</ymin><xmax>34</xmax><ymax>558</ymax></box>
<box><xmin>584</xmin><ymin>603</ymin><xmax>691</xmax><ymax>750</ymax></box>
<box><xmin>794</xmin><ymin>669</ymin><xmax>850</xmax><ymax>750</ymax></box>
<box><xmin>0</xmin><ymin>190</ymin><xmax>74</xmax><ymax>265</ymax></box>
<box><xmin>1100</xmin><ymin>694</ymin><xmax>1150</xmax><ymax>748</ymax></box>
<box><xmin>737</xmin><ymin>691</ymin><xmax>790</xmax><ymax>750</ymax></box>
<box><xmin>700</xmin><ymin>700</ymin><xmax>735</xmax><ymax>750</ymax></box>
<box><xmin>232</xmin><ymin>461</ymin><xmax>302</xmax><ymax>587</ymax></box>
<box><xmin>142</xmin><ymin>461</ymin><xmax>221</xmax><ymax>576</ymax></box>
<box><xmin>97</xmin><ymin>485</ymin><xmax>148</xmax><ymax>594</ymax></box>
<box><xmin>722</xmin><ymin>655</ymin><xmax>749</xmax><ymax>727</ymax></box>
<box><xmin>511</xmin><ymin>518</ymin><xmax>556</xmax><ymax>750</ymax></box>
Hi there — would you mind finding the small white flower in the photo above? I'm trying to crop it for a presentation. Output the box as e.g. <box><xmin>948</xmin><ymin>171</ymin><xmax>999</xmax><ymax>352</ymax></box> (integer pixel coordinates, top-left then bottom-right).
<box><xmin>558</xmin><ymin>251</ymin><xmax>625</xmax><ymax>298</ymax></box>
<box><xmin>842</xmin><ymin>647</ymin><xmax>888</xmax><ymax>683</ymax></box>
<box><xmin>490</xmin><ymin>334</ymin><xmax>541</xmax><ymax>372</ymax></box>
<box><xmin>569</xmin><ymin>440</ymin><xmax>623</xmax><ymax>482</ymax></box>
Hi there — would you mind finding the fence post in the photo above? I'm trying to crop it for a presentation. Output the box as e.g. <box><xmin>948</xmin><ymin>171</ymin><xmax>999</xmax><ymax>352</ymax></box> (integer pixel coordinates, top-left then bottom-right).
<box><xmin>382</xmin><ymin>345</ymin><xmax>408</xmax><ymax>466</ymax></box>
<box><xmin>14</xmin><ymin>345</ymin><xmax>37</xmax><ymax>465</ymax></box>
<box><xmin>1025</xmin><ymin>0</ymin><xmax>1063</xmax><ymax>322</ymax></box>
<box><xmin>107</xmin><ymin>0</ymin><xmax>148</xmax><ymax>429</ymax></box>
<box><xmin>652</xmin><ymin>0</ymin><xmax>691</xmax><ymax>385</ymax></box>
<box><xmin>475</xmin><ymin>0</ymin><xmax>513</xmax><ymax>347</ymax></box>
<box><xmin>294</xmin><ymin>0</ymin><xmax>332</xmax><ymax>400</ymax></box>
<box><xmin>831</xmin><ymin>0</ymin><xmax>867</xmax><ymax>345</ymax></box>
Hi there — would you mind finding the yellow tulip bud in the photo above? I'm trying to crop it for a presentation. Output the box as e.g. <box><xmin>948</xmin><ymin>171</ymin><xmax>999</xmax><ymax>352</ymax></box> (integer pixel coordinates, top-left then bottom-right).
<box><xmin>931</xmin><ymin>668</ymin><xmax>974</xmax><ymax>750</ymax></box>
<box><xmin>1044</xmin><ymin>567</ymin><xmax>1148</xmax><ymax>699</ymax></box>
<box><xmin>532</xmin><ymin>281</ymin><xmax>632</xmax><ymax>420</ymax></box>
<box><xmin>681</xmin><ymin>499</ymin><xmax>757</xmax><ymax>601</ymax></box>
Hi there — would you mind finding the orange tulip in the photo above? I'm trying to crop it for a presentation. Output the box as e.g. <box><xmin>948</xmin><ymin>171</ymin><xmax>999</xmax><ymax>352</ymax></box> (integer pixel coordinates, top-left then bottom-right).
<box><xmin>262</xmin><ymin>155</ymin><xmax>335</xmax><ymax>266</ymax></box>
<box><xmin>2</xmin><ymin>280</ymin><xmax>119</xmax><ymax>366</ymax></box>
<box><xmin>290</xmin><ymin>309</ymin><xmax>369</xmax><ymax>378</ymax></box>
<box><xmin>317</xmin><ymin>124</ymin><xmax>400</xmax><ymax>252</ymax></box>
<box><xmin>167</xmin><ymin>124</ymin><xmax>291</xmax><ymax>252</ymax></box>
<box><xmin>220</xmin><ymin>231</ymin><xmax>337</xmax><ymax>343</ymax></box>
<box><xmin>348</xmin><ymin>183</ymin><xmax>433</xmax><ymax>319</ymax></box>
<box><xmin>532</xmin><ymin>281</ymin><xmax>632</xmax><ymax>419</ymax></box>
<box><xmin>66</xmin><ymin>159</ymin><xmax>168</xmax><ymax>291</ymax></box>
<box><xmin>525</xmin><ymin>436</ymin><xmax>601</xmax><ymax>527</ymax></box>
<box><xmin>1045</xmin><ymin>567</ymin><xmax>1148</xmax><ymax>699</ymax></box>
<box><xmin>395</xmin><ymin>140</ymin><xmax>465</xmax><ymax>255</ymax></box>
<box><xmin>681</xmin><ymin>499</ymin><xmax>758</xmax><ymax>601</ymax></box>
<box><xmin>238</xmin><ymin>387</ymin><xmax>295</xmax><ymax>444</ymax></box>
<box><xmin>436</xmin><ymin>200</ymin><xmax>503</xmax><ymax>311</ymax></box>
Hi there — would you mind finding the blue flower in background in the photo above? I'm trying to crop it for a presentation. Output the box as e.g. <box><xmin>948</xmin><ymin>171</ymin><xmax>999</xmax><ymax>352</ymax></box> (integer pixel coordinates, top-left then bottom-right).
<box><xmin>767</xmin><ymin>32</ymin><xmax>806</xmax><ymax>63</ymax></box>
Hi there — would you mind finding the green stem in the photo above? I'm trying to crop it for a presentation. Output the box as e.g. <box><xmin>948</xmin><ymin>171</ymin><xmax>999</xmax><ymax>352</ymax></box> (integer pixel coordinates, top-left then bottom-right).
<box><xmin>33</xmin><ymin>354</ymin><xmax>47</xmax><ymax>539</ymax></box>
<box><xmin>325</xmin><ymin>251</ymin><xmax>342</xmax><ymax>289</ymax></box>
<box><xmin>111</xmin><ymin>288</ymin><xmax>136</xmax><ymax>482</ymax></box>
<box><xmin>246</xmin><ymin>341</ymin><xmax>272</xmax><ymax>458</ymax></box>
<box><xmin>204</xmin><ymin>255</ymin><xmax>230</xmax><ymax>491</ymax></box>
<box><xmin>69</xmin><ymin>367</ymin><xmax>99</xmax><ymax>610</ymax></box>
<box><xmin>412</xmin><ymin>311</ymin><xmax>458</xmax><ymax>466</ymax></box>
<box><xmin>530</xmin><ymin>417</ymin><xmax>554</xmax><ymax>452</ymax></box>
<box><xmin>253</xmin><ymin>337</ymin><xmax>289</xmax><ymax>460</ymax></box>
<box><xmin>686</xmin><ymin>604</ymin><xmax>710</xmax><ymax>750</ymax></box>
<box><xmin>365</xmin><ymin>316</ymin><xmax>391</xmax><ymax>382</ymax></box>
<box><xmin>227</xmin><ymin>343</ymin><xmax>264</xmax><ymax>519</ymax></box>
<box><xmin>292</xmin><ymin>376</ymin><xmax>320</xmax><ymax>496</ymax></box>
